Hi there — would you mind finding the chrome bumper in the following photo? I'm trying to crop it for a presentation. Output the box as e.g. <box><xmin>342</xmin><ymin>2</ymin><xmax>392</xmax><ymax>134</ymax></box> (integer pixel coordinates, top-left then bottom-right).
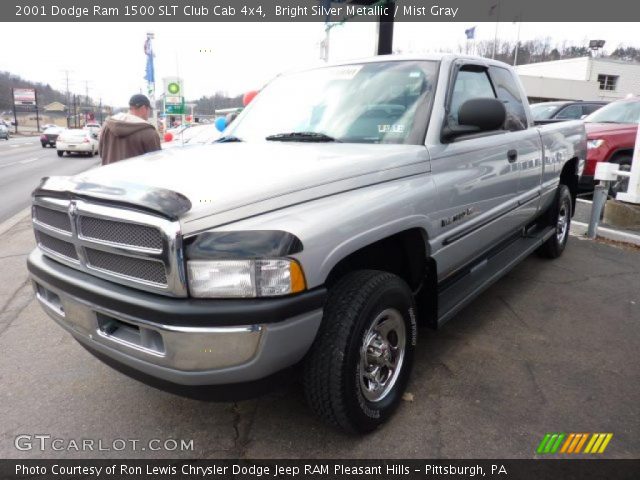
<box><xmin>30</xmin><ymin>251</ymin><xmax>323</xmax><ymax>386</ymax></box>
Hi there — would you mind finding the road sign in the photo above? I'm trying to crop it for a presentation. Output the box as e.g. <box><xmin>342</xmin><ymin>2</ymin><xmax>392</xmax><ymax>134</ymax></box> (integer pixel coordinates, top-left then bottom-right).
<box><xmin>163</xmin><ymin>77</ymin><xmax>183</xmax><ymax>97</ymax></box>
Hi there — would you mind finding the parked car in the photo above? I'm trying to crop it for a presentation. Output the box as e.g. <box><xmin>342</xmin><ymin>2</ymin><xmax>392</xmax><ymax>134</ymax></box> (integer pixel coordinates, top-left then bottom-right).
<box><xmin>0</xmin><ymin>124</ymin><xmax>9</xmax><ymax>140</ymax></box>
<box><xmin>55</xmin><ymin>128</ymin><xmax>99</xmax><ymax>157</ymax></box>
<box><xmin>27</xmin><ymin>54</ymin><xmax>586</xmax><ymax>433</ymax></box>
<box><xmin>40</xmin><ymin>126</ymin><xmax>64</xmax><ymax>148</ymax></box>
<box><xmin>530</xmin><ymin>101</ymin><xmax>607</xmax><ymax>122</ymax></box>
<box><xmin>581</xmin><ymin>97</ymin><xmax>640</xmax><ymax>194</ymax></box>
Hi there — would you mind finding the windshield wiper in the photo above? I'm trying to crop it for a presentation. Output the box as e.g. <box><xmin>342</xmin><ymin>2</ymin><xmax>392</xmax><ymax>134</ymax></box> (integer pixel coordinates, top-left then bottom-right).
<box><xmin>265</xmin><ymin>131</ymin><xmax>339</xmax><ymax>142</ymax></box>
<box><xmin>215</xmin><ymin>135</ymin><xmax>242</xmax><ymax>143</ymax></box>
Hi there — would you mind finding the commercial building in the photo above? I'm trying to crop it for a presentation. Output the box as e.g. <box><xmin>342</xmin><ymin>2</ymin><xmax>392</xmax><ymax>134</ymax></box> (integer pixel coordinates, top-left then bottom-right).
<box><xmin>516</xmin><ymin>57</ymin><xmax>640</xmax><ymax>102</ymax></box>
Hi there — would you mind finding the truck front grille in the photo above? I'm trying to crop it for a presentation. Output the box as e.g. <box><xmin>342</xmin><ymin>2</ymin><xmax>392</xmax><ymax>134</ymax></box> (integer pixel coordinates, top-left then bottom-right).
<box><xmin>79</xmin><ymin>216</ymin><xmax>163</xmax><ymax>250</ymax></box>
<box><xmin>34</xmin><ymin>205</ymin><xmax>72</xmax><ymax>233</ymax></box>
<box><xmin>31</xmin><ymin>199</ymin><xmax>186</xmax><ymax>297</ymax></box>
<box><xmin>35</xmin><ymin>231</ymin><xmax>79</xmax><ymax>261</ymax></box>
<box><xmin>85</xmin><ymin>248</ymin><xmax>167</xmax><ymax>285</ymax></box>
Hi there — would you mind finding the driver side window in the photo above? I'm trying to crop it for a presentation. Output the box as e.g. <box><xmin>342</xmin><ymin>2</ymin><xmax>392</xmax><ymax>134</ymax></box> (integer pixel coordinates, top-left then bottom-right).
<box><xmin>449</xmin><ymin>69</ymin><xmax>496</xmax><ymax>125</ymax></box>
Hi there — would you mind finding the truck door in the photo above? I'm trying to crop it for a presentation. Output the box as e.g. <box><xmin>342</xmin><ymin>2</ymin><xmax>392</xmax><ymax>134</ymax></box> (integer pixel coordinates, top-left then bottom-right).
<box><xmin>428</xmin><ymin>62</ymin><xmax>540</xmax><ymax>281</ymax></box>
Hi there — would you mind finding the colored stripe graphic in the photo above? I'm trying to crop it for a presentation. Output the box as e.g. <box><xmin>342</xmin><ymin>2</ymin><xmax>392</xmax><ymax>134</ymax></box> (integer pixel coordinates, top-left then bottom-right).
<box><xmin>538</xmin><ymin>433</ymin><xmax>613</xmax><ymax>454</ymax></box>
<box><xmin>575</xmin><ymin>433</ymin><xmax>589</xmax><ymax>453</ymax></box>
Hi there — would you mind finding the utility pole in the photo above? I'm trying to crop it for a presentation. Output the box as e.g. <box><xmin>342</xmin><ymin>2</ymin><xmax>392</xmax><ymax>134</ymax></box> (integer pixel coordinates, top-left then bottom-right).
<box><xmin>62</xmin><ymin>69</ymin><xmax>72</xmax><ymax>128</ymax></box>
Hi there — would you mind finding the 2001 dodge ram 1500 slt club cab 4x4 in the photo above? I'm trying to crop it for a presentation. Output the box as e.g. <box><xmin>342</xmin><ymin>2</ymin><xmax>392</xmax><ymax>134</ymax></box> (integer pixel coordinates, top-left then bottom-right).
<box><xmin>28</xmin><ymin>55</ymin><xmax>586</xmax><ymax>433</ymax></box>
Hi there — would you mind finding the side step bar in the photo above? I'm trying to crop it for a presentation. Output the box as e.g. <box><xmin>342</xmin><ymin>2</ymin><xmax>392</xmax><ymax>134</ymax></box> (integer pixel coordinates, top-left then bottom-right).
<box><xmin>437</xmin><ymin>226</ymin><xmax>555</xmax><ymax>326</ymax></box>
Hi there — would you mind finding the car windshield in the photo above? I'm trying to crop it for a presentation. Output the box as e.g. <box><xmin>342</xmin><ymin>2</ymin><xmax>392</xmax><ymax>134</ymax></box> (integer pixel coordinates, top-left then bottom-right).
<box><xmin>530</xmin><ymin>103</ymin><xmax>563</xmax><ymax>120</ymax></box>
<box><xmin>229</xmin><ymin>60</ymin><xmax>438</xmax><ymax>144</ymax></box>
<box><xmin>186</xmin><ymin>125</ymin><xmax>220</xmax><ymax>144</ymax></box>
<box><xmin>585</xmin><ymin>100</ymin><xmax>640</xmax><ymax>124</ymax></box>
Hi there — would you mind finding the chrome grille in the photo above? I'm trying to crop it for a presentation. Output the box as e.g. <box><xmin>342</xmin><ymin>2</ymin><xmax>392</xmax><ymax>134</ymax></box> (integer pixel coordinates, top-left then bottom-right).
<box><xmin>79</xmin><ymin>216</ymin><xmax>163</xmax><ymax>250</ymax></box>
<box><xmin>34</xmin><ymin>205</ymin><xmax>72</xmax><ymax>232</ymax></box>
<box><xmin>36</xmin><ymin>231</ymin><xmax>78</xmax><ymax>261</ymax></box>
<box><xmin>86</xmin><ymin>248</ymin><xmax>167</xmax><ymax>285</ymax></box>
<box><xmin>31</xmin><ymin>198</ymin><xmax>186</xmax><ymax>297</ymax></box>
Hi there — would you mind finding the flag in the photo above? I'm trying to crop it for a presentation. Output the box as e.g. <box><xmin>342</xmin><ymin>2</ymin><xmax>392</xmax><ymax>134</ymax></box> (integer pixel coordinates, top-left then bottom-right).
<box><xmin>144</xmin><ymin>36</ymin><xmax>154</xmax><ymax>84</ymax></box>
<box><xmin>465</xmin><ymin>27</ymin><xmax>476</xmax><ymax>39</ymax></box>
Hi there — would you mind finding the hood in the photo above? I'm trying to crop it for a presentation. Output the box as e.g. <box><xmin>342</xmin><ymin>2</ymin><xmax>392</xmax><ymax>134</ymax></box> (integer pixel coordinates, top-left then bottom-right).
<box><xmin>585</xmin><ymin>122</ymin><xmax>638</xmax><ymax>138</ymax></box>
<box><xmin>105</xmin><ymin>112</ymin><xmax>155</xmax><ymax>138</ymax></box>
<box><xmin>64</xmin><ymin>142</ymin><xmax>429</xmax><ymax>233</ymax></box>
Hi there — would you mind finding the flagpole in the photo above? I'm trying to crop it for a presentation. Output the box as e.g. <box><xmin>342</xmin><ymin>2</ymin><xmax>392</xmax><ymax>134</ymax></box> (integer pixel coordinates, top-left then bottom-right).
<box><xmin>145</xmin><ymin>32</ymin><xmax>157</xmax><ymax>130</ymax></box>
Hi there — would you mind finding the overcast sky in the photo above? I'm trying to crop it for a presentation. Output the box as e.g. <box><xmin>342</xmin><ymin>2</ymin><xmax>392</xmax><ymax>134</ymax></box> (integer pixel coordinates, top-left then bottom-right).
<box><xmin>1</xmin><ymin>21</ymin><xmax>638</xmax><ymax>106</ymax></box>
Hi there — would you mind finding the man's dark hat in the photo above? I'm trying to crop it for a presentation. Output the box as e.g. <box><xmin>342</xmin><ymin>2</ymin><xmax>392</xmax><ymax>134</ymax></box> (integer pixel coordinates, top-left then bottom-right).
<box><xmin>129</xmin><ymin>94</ymin><xmax>151</xmax><ymax>108</ymax></box>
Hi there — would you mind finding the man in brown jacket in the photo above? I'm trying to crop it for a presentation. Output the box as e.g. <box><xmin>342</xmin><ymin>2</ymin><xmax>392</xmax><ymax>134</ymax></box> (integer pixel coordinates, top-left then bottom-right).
<box><xmin>99</xmin><ymin>94</ymin><xmax>161</xmax><ymax>165</ymax></box>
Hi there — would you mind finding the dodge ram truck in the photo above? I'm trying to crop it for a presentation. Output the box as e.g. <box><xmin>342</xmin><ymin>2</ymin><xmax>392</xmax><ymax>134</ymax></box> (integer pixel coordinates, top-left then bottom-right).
<box><xmin>27</xmin><ymin>54</ymin><xmax>586</xmax><ymax>433</ymax></box>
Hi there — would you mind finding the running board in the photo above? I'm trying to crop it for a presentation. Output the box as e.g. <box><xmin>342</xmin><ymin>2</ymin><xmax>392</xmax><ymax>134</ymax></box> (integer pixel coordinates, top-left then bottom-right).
<box><xmin>437</xmin><ymin>226</ymin><xmax>555</xmax><ymax>326</ymax></box>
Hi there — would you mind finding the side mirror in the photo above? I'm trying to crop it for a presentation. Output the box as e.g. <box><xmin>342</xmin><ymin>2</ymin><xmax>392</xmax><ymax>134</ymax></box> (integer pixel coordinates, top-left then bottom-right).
<box><xmin>442</xmin><ymin>97</ymin><xmax>506</xmax><ymax>142</ymax></box>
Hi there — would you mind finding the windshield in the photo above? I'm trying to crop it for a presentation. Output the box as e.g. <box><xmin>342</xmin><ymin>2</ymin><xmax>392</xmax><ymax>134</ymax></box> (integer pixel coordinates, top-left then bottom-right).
<box><xmin>530</xmin><ymin>103</ymin><xmax>563</xmax><ymax>120</ymax></box>
<box><xmin>186</xmin><ymin>125</ymin><xmax>220</xmax><ymax>144</ymax></box>
<box><xmin>229</xmin><ymin>61</ymin><xmax>438</xmax><ymax>144</ymax></box>
<box><xmin>585</xmin><ymin>100</ymin><xmax>640</xmax><ymax>124</ymax></box>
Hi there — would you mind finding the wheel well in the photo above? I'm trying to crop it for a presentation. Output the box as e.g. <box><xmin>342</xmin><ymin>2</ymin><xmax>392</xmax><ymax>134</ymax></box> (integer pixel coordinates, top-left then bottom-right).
<box><xmin>560</xmin><ymin>158</ymin><xmax>578</xmax><ymax>216</ymax></box>
<box><xmin>324</xmin><ymin>228</ymin><xmax>439</xmax><ymax>327</ymax></box>
<box><xmin>609</xmin><ymin>149</ymin><xmax>633</xmax><ymax>164</ymax></box>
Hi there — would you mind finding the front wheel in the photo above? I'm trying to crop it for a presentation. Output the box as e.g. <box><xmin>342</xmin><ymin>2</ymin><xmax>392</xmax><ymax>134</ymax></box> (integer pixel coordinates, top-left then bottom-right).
<box><xmin>537</xmin><ymin>184</ymin><xmax>572</xmax><ymax>259</ymax></box>
<box><xmin>303</xmin><ymin>270</ymin><xmax>417</xmax><ymax>433</ymax></box>
<box><xmin>57</xmin><ymin>150</ymin><xmax>63</xmax><ymax>157</ymax></box>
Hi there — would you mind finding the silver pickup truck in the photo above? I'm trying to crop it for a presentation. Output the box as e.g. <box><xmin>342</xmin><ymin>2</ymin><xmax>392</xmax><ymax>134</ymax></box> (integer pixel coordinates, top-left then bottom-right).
<box><xmin>27</xmin><ymin>54</ymin><xmax>586</xmax><ymax>433</ymax></box>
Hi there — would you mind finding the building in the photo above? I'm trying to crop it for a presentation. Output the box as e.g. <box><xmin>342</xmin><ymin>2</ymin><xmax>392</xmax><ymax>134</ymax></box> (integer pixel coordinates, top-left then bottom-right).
<box><xmin>516</xmin><ymin>57</ymin><xmax>640</xmax><ymax>103</ymax></box>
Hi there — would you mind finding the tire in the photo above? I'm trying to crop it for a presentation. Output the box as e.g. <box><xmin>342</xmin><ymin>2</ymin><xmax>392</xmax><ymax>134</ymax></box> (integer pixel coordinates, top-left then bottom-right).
<box><xmin>41</xmin><ymin>143</ymin><xmax>47</xmax><ymax>148</ymax></box>
<box><xmin>303</xmin><ymin>270</ymin><xmax>417</xmax><ymax>433</ymax></box>
<box><xmin>608</xmin><ymin>155</ymin><xmax>632</xmax><ymax>197</ymax></box>
<box><xmin>537</xmin><ymin>184</ymin><xmax>572</xmax><ymax>259</ymax></box>
<box><xmin>57</xmin><ymin>150</ymin><xmax>63</xmax><ymax>157</ymax></box>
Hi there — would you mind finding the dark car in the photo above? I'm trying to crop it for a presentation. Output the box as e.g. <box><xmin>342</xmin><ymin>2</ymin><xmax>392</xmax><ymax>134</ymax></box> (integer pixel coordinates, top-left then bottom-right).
<box><xmin>531</xmin><ymin>101</ymin><xmax>607</xmax><ymax>122</ymax></box>
<box><xmin>40</xmin><ymin>126</ymin><xmax>64</xmax><ymax>148</ymax></box>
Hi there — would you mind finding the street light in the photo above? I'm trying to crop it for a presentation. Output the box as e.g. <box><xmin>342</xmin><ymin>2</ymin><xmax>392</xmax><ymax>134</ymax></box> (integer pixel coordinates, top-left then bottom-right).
<box><xmin>589</xmin><ymin>39</ymin><xmax>606</xmax><ymax>57</ymax></box>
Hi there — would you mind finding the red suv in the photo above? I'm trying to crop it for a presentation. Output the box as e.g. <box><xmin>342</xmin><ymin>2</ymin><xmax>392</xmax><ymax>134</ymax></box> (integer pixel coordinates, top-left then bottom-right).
<box><xmin>582</xmin><ymin>97</ymin><xmax>640</xmax><ymax>194</ymax></box>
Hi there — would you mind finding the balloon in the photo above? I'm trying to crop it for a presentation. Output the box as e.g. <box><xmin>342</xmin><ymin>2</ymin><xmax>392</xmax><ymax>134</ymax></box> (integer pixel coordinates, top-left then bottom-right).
<box><xmin>215</xmin><ymin>117</ymin><xmax>227</xmax><ymax>132</ymax></box>
<box><xmin>164</xmin><ymin>132</ymin><xmax>173</xmax><ymax>142</ymax></box>
<box><xmin>243</xmin><ymin>90</ymin><xmax>258</xmax><ymax>106</ymax></box>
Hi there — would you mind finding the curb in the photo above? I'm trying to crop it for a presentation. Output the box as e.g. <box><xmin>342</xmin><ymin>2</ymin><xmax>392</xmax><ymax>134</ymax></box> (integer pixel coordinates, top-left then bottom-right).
<box><xmin>0</xmin><ymin>208</ymin><xmax>30</xmax><ymax>237</ymax></box>
<box><xmin>571</xmin><ymin>221</ymin><xmax>640</xmax><ymax>247</ymax></box>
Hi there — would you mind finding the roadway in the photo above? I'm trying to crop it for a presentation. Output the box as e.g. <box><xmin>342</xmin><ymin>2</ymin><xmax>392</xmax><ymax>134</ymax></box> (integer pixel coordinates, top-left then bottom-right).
<box><xmin>0</xmin><ymin>136</ymin><xmax>100</xmax><ymax>223</ymax></box>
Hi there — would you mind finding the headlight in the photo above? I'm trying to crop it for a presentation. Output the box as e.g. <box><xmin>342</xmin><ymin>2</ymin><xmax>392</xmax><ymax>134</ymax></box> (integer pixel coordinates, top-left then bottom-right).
<box><xmin>587</xmin><ymin>139</ymin><xmax>604</xmax><ymax>149</ymax></box>
<box><xmin>187</xmin><ymin>259</ymin><xmax>306</xmax><ymax>298</ymax></box>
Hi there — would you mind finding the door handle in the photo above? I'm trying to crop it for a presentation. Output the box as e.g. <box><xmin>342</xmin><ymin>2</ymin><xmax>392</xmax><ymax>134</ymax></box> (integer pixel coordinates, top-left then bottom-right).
<box><xmin>507</xmin><ymin>149</ymin><xmax>518</xmax><ymax>163</ymax></box>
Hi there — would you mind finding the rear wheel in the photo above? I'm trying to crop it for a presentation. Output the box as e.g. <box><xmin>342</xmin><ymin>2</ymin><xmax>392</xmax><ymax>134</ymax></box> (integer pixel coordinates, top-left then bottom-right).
<box><xmin>537</xmin><ymin>184</ymin><xmax>572</xmax><ymax>259</ymax></box>
<box><xmin>57</xmin><ymin>150</ymin><xmax>63</xmax><ymax>157</ymax></box>
<box><xmin>303</xmin><ymin>270</ymin><xmax>417</xmax><ymax>433</ymax></box>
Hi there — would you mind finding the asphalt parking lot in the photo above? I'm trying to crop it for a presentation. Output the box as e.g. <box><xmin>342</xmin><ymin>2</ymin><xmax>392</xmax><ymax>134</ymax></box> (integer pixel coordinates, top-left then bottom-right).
<box><xmin>0</xmin><ymin>216</ymin><xmax>638</xmax><ymax>459</ymax></box>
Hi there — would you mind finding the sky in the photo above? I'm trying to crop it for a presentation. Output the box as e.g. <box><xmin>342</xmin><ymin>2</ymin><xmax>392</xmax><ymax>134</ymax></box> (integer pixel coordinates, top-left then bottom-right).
<box><xmin>1</xmin><ymin>21</ymin><xmax>638</xmax><ymax>107</ymax></box>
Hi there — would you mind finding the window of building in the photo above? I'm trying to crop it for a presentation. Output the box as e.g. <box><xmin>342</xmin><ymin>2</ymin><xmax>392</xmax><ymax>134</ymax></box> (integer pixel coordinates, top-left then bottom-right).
<box><xmin>597</xmin><ymin>74</ymin><xmax>619</xmax><ymax>91</ymax></box>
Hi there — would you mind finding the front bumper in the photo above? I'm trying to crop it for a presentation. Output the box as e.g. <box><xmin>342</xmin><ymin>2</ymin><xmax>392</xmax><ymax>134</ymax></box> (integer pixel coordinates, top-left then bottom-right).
<box><xmin>27</xmin><ymin>249</ymin><xmax>325</xmax><ymax>387</ymax></box>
